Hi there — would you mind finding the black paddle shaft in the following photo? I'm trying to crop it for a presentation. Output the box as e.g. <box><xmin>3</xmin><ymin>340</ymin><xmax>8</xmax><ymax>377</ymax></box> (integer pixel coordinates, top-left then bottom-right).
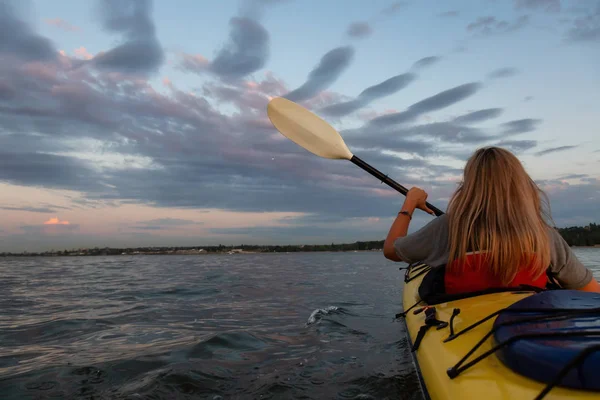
<box><xmin>350</xmin><ymin>155</ymin><xmax>445</xmax><ymax>217</ymax></box>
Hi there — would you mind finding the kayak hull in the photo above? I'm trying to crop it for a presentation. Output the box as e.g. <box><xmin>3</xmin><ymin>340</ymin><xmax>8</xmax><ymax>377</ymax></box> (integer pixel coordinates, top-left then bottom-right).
<box><xmin>401</xmin><ymin>264</ymin><xmax>599</xmax><ymax>400</ymax></box>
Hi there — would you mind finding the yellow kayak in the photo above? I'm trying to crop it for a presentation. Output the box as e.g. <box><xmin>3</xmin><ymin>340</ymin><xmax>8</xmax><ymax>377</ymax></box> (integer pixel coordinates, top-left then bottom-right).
<box><xmin>400</xmin><ymin>262</ymin><xmax>600</xmax><ymax>400</ymax></box>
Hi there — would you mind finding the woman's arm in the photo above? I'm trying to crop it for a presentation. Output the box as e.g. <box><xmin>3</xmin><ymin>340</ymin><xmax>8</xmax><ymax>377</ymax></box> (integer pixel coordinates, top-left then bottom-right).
<box><xmin>383</xmin><ymin>202</ymin><xmax>415</xmax><ymax>261</ymax></box>
<box><xmin>578</xmin><ymin>277</ymin><xmax>600</xmax><ymax>293</ymax></box>
<box><xmin>549</xmin><ymin>229</ymin><xmax>600</xmax><ymax>292</ymax></box>
<box><xmin>383</xmin><ymin>187</ymin><xmax>435</xmax><ymax>262</ymax></box>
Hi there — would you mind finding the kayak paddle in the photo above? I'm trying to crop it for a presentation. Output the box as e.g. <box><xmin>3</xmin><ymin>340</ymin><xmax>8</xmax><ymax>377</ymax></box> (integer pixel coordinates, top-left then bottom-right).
<box><xmin>266</xmin><ymin>97</ymin><xmax>444</xmax><ymax>216</ymax></box>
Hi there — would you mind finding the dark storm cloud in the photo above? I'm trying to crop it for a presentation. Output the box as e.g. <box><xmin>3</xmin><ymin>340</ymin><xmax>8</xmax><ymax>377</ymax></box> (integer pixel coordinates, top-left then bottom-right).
<box><xmin>515</xmin><ymin>0</ymin><xmax>561</xmax><ymax>13</ymax></box>
<box><xmin>535</xmin><ymin>145</ymin><xmax>578</xmax><ymax>156</ymax></box>
<box><xmin>284</xmin><ymin>46</ymin><xmax>355</xmax><ymax>102</ymax></box>
<box><xmin>453</xmin><ymin>108</ymin><xmax>504</xmax><ymax>124</ymax></box>
<box><xmin>320</xmin><ymin>73</ymin><xmax>416</xmax><ymax>117</ymax></box>
<box><xmin>369</xmin><ymin>82</ymin><xmax>482</xmax><ymax>127</ymax></box>
<box><xmin>0</xmin><ymin>1</ymin><xmax>57</xmax><ymax>61</ymax></box>
<box><xmin>488</xmin><ymin>67</ymin><xmax>519</xmax><ymax>79</ymax></box>
<box><xmin>91</xmin><ymin>0</ymin><xmax>164</xmax><ymax>74</ymax></box>
<box><xmin>347</xmin><ymin>22</ymin><xmax>373</xmax><ymax>39</ymax></box>
<box><xmin>467</xmin><ymin>15</ymin><xmax>529</xmax><ymax>36</ymax></box>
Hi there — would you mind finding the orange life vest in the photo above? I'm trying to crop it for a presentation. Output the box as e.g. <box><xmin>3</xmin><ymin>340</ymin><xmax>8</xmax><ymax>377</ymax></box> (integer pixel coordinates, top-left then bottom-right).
<box><xmin>444</xmin><ymin>252</ymin><xmax>548</xmax><ymax>294</ymax></box>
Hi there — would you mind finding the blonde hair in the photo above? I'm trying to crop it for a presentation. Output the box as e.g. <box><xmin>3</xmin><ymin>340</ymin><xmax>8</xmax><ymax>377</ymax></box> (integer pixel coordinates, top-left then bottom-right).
<box><xmin>447</xmin><ymin>146</ymin><xmax>552</xmax><ymax>284</ymax></box>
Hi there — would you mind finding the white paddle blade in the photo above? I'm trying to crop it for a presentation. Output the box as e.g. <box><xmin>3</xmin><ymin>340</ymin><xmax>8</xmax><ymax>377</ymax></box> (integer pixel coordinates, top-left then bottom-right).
<box><xmin>267</xmin><ymin>97</ymin><xmax>353</xmax><ymax>160</ymax></box>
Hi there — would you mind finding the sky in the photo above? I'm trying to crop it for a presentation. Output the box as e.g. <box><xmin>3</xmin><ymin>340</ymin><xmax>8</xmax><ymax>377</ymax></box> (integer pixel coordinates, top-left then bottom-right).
<box><xmin>0</xmin><ymin>0</ymin><xmax>599</xmax><ymax>252</ymax></box>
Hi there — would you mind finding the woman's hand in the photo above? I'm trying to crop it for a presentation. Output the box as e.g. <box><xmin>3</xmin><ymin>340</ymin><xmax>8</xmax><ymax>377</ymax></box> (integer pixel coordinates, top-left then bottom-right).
<box><xmin>404</xmin><ymin>187</ymin><xmax>435</xmax><ymax>215</ymax></box>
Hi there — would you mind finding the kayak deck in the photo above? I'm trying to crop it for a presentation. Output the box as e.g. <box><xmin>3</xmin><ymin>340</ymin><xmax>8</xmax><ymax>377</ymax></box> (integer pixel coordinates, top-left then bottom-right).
<box><xmin>401</xmin><ymin>264</ymin><xmax>599</xmax><ymax>400</ymax></box>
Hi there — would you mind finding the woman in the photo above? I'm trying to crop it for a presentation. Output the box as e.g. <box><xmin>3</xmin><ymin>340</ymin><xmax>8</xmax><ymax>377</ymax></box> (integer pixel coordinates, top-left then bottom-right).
<box><xmin>383</xmin><ymin>146</ymin><xmax>600</xmax><ymax>293</ymax></box>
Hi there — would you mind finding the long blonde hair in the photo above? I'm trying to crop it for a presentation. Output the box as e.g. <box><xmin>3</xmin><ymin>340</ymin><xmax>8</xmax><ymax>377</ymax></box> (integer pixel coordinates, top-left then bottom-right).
<box><xmin>447</xmin><ymin>147</ymin><xmax>552</xmax><ymax>284</ymax></box>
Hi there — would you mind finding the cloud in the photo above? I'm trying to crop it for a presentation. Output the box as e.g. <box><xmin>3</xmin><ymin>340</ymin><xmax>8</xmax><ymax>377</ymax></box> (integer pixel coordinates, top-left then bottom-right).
<box><xmin>0</xmin><ymin>81</ymin><xmax>17</xmax><ymax>100</ymax></box>
<box><xmin>380</xmin><ymin>2</ymin><xmax>407</xmax><ymax>15</ymax></box>
<box><xmin>538</xmin><ymin>179</ymin><xmax>600</xmax><ymax>227</ymax></box>
<box><xmin>369</xmin><ymin>82</ymin><xmax>482</xmax><ymax>127</ymax></box>
<box><xmin>565</xmin><ymin>3</ymin><xmax>600</xmax><ymax>42</ymax></box>
<box><xmin>178</xmin><ymin>53</ymin><xmax>210</xmax><ymax>74</ymax></box>
<box><xmin>501</xmin><ymin>118</ymin><xmax>542</xmax><ymax>135</ymax></box>
<box><xmin>210</xmin><ymin>17</ymin><xmax>269</xmax><ymax>79</ymax></box>
<box><xmin>238</xmin><ymin>0</ymin><xmax>289</xmax><ymax>20</ymax></box>
<box><xmin>134</xmin><ymin>217</ymin><xmax>204</xmax><ymax>230</ymax></box>
<box><xmin>467</xmin><ymin>15</ymin><xmax>530</xmax><ymax>36</ymax></box>
<box><xmin>44</xmin><ymin>18</ymin><xmax>81</xmax><ymax>32</ymax></box>
<box><xmin>524</xmin><ymin>96</ymin><xmax>534</xmax><ymax>102</ymax></box>
<box><xmin>347</xmin><ymin>22</ymin><xmax>373</xmax><ymax>39</ymax></box>
<box><xmin>495</xmin><ymin>139</ymin><xmax>538</xmax><ymax>153</ymax></box>
<box><xmin>0</xmin><ymin>1</ymin><xmax>57</xmax><ymax>61</ymax></box>
<box><xmin>284</xmin><ymin>46</ymin><xmax>355</xmax><ymax>102</ymax></box>
<box><xmin>74</xmin><ymin>46</ymin><xmax>93</xmax><ymax>60</ymax></box>
<box><xmin>0</xmin><ymin>2</ymin><xmax>588</xmax><ymax>251</ymax></box>
<box><xmin>0</xmin><ymin>152</ymin><xmax>101</xmax><ymax>192</ymax></box>
<box><xmin>454</xmin><ymin>108</ymin><xmax>504</xmax><ymax>124</ymax></box>
<box><xmin>411</xmin><ymin>56</ymin><xmax>441</xmax><ymax>71</ymax></box>
<box><xmin>178</xmin><ymin>0</ymin><xmax>284</xmax><ymax>79</ymax></box>
<box><xmin>535</xmin><ymin>145</ymin><xmax>578</xmax><ymax>156</ymax></box>
<box><xmin>0</xmin><ymin>205</ymin><xmax>65</xmax><ymax>213</ymax></box>
<box><xmin>44</xmin><ymin>217</ymin><xmax>70</xmax><ymax>225</ymax></box>
<box><xmin>90</xmin><ymin>0</ymin><xmax>164</xmax><ymax>74</ymax></box>
<box><xmin>560</xmin><ymin>174</ymin><xmax>589</xmax><ymax>180</ymax></box>
<box><xmin>488</xmin><ymin>67</ymin><xmax>519</xmax><ymax>79</ymax></box>
<box><xmin>439</xmin><ymin>11</ymin><xmax>460</xmax><ymax>18</ymax></box>
<box><xmin>20</xmin><ymin>223</ymin><xmax>79</xmax><ymax>234</ymax></box>
<box><xmin>515</xmin><ymin>0</ymin><xmax>561</xmax><ymax>13</ymax></box>
<box><xmin>319</xmin><ymin>72</ymin><xmax>416</xmax><ymax>117</ymax></box>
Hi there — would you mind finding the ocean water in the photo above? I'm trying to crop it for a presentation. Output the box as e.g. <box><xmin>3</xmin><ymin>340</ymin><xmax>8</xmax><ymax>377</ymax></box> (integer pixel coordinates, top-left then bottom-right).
<box><xmin>0</xmin><ymin>249</ymin><xmax>599</xmax><ymax>400</ymax></box>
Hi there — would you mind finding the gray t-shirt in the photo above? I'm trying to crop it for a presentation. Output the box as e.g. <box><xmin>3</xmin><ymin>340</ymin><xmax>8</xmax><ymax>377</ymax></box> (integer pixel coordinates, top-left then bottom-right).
<box><xmin>393</xmin><ymin>214</ymin><xmax>593</xmax><ymax>289</ymax></box>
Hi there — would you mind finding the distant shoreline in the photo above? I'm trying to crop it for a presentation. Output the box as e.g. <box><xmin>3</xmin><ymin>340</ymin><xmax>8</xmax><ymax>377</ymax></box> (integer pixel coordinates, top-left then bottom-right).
<box><xmin>0</xmin><ymin>250</ymin><xmax>383</xmax><ymax>257</ymax></box>
<box><xmin>1</xmin><ymin>222</ymin><xmax>599</xmax><ymax>256</ymax></box>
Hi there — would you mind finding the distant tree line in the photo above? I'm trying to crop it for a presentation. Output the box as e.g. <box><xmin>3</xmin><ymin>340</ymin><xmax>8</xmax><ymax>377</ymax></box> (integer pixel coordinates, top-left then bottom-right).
<box><xmin>1</xmin><ymin>224</ymin><xmax>598</xmax><ymax>257</ymax></box>
<box><xmin>556</xmin><ymin>223</ymin><xmax>600</xmax><ymax>247</ymax></box>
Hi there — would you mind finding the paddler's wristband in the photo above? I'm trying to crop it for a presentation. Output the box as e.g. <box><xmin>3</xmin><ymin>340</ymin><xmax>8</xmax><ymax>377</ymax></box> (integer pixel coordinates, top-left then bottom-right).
<box><xmin>398</xmin><ymin>210</ymin><xmax>412</xmax><ymax>220</ymax></box>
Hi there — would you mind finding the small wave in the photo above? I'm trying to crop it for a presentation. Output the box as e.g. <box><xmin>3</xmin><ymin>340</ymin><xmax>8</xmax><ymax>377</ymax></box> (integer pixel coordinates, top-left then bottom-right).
<box><xmin>0</xmin><ymin>318</ymin><xmax>115</xmax><ymax>346</ymax></box>
<box><xmin>186</xmin><ymin>331</ymin><xmax>272</xmax><ymax>361</ymax></box>
<box><xmin>306</xmin><ymin>306</ymin><xmax>342</xmax><ymax>325</ymax></box>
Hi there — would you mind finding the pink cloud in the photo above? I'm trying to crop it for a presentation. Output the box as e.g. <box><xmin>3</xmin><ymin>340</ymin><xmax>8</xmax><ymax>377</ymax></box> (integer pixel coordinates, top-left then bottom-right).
<box><xmin>44</xmin><ymin>217</ymin><xmax>70</xmax><ymax>225</ymax></box>
<box><xmin>74</xmin><ymin>46</ymin><xmax>93</xmax><ymax>60</ymax></box>
<box><xmin>179</xmin><ymin>53</ymin><xmax>210</xmax><ymax>73</ymax></box>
